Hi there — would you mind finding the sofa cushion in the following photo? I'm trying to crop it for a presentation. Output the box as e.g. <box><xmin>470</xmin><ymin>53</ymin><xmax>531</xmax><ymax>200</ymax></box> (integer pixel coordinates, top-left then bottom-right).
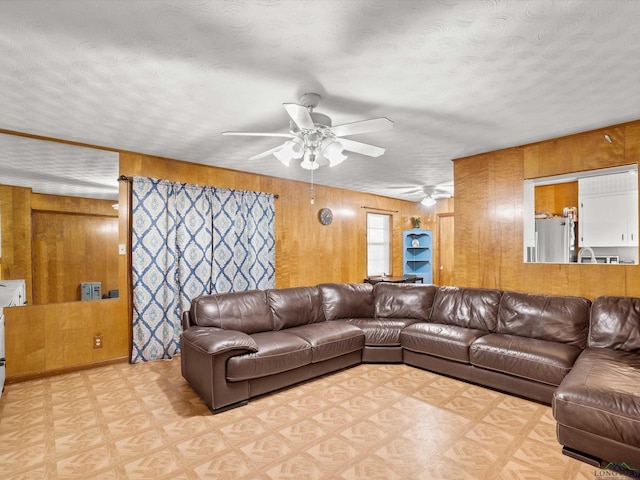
<box><xmin>590</xmin><ymin>296</ymin><xmax>640</xmax><ymax>353</ymax></box>
<box><xmin>286</xmin><ymin>322</ymin><xmax>364</xmax><ymax>363</ymax></box>
<box><xmin>373</xmin><ymin>283</ymin><xmax>438</xmax><ymax>320</ymax></box>
<box><xmin>267</xmin><ymin>286</ymin><xmax>326</xmax><ymax>330</ymax></box>
<box><xmin>190</xmin><ymin>290</ymin><xmax>273</xmax><ymax>333</ymax></box>
<box><xmin>226</xmin><ymin>331</ymin><xmax>311</xmax><ymax>381</ymax></box>
<box><xmin>553</xmin><ymin>348</ymin><xmax>640</xmax><ymax>448</ymax></box>
<box><xmin>343</xmin><ymin>318</ymin><xmax>419</xmax><ymax>346</ymax></box>
<box><xmin>319</xmin><ymin>283</ymin><xmax>374</xmax><ymax>320</ymax></box>
<box><xmin>430</xmin><ymin>286</ymin><xmax>502</xmax><ymax>331</ymax></box>
<box><xmin>401</xmin><ymin>323</ymin><xmax>489</xmax><ymax>363</ymax></box>
<box><xmin>497</xmin><ymin>291</ymin><xmax>590</xmax><ymax>348</ymax></box>
<box><xmin>470</xmin><ymin>333</ymin><xmax>581</xmax><ymax>386</ymax></box>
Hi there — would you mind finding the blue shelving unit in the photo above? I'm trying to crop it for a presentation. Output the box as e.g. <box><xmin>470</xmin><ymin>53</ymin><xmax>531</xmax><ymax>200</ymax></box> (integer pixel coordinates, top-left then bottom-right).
<box><xmin>403</xmin><ymin>229</ymin><xmax>433</xmax><ymax>283</ymax></box>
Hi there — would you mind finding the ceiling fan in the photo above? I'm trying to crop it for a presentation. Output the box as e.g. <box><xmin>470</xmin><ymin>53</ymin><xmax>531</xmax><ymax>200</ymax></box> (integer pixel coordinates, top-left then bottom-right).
<box><xmin>222</xmin><ymin>93</ymin><xmax>394</xmax><ymax>170</ymax></box>
<box><xmin>399</xmin><ymin>185</ymin><xmax>454</xmax><ymax>206</ymax></box>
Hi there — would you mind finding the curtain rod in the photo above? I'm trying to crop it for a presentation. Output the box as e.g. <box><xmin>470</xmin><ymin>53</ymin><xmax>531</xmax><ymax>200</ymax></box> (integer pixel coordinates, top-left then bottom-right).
<box><xmin>117</xmin><ymin>175</ymin><xmax>279</xmax><ymax>198</ymax></box>
<box><xmin>361</xmin><ymin>206</ymin><xmax>399</xmax><ymax>213</ymax></box>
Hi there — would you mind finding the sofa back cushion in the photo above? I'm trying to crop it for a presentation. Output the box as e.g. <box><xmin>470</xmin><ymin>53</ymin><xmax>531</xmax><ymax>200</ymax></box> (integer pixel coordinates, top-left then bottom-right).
<box><xmin>430</xmin><ymin>286</ymin><xmax>502</xmax><ymax>331</ymax></box>
<box><xmin>319</xmin><ymin>283</ymin><xmax>375</xmax><ymax>320</ymax></box>
<box><xmin>374</xmin><ymin>283</ymin><xmax>438</xmax><ymax>320</ymax></box>
<box><xmin>267</xmin><ymin>286</ymin><xmax>326</xmax><ymax>330</ymax></box>
<box><xmin>190</xmin><ymin>290</ymin><xmax>273</xmax><ymax>333</ymax></box>
<box><xmin>497</xmin><ymin>291</ymin><xmax>590</xmax><ymax>347</ymax></box>
<box><xmin>590</xmin><ymin>296</ymin><xmax>640</xmax><ymax>352</ymax></box>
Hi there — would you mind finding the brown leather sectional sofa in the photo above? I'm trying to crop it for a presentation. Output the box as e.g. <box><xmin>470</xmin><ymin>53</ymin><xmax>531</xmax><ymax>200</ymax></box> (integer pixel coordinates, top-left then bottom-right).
<box><xmin>180</xmin><ymin>282</ymin><xmax>640</xmax><ymax>468</ymax></box>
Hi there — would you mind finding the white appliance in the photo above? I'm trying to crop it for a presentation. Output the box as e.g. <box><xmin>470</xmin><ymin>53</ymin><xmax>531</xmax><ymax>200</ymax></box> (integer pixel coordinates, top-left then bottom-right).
<box><xmin>535</xmin><ymin>218</ymin><xmax>577</xmax><ymax>263</ymax></box>
<box><xmin>0</xmin><ymin>279</ymin><xmax>27</xmax><ymax>397</ymax></box>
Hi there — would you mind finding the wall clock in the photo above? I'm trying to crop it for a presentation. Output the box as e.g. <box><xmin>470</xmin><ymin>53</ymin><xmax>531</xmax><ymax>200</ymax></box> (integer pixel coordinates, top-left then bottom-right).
<box><xmin>318</xmin><ymin>207</ymin><xmax>333</xmax><ymax>225</ymax></box>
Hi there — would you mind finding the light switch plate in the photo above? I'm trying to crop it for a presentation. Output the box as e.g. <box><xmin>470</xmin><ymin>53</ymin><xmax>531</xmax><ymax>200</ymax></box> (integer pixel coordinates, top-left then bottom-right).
<box><xmin>118</xmin><ymin>244</ymin><xmax>126</xmax><ymax>255</ymax></box>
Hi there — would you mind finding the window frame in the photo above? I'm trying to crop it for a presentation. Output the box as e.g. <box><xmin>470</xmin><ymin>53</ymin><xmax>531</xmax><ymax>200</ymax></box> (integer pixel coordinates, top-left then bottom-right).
<box><xmin>366</xmin><ymin>212</ymin><xmax>392</xmax><ymax>276</ymax></box>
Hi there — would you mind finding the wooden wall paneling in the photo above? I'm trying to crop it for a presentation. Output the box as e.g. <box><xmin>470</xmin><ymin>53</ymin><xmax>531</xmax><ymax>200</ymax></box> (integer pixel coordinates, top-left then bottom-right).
<box><xmin>581</xmin><ymin>126</ymin><xmax>626</xmax><ymax>171</ymax></box>
<box><xmin>458</xmin><ymin>119</ymin><xmax>640</xmax><ymax>299</ymax></box>
<box><xmin>32</xmin><ymin>211</ymin><xmax>61</xmax><ymax>303</ymax></box>
<box><xmin>44</xmin><ymin>301</ymin><xmax>84</xmax><ymax>369</ymax></box>
<box><xmin>0</xmin><ymin>185</ymin><xmax>34</xmax><ymax>302</ymax></box>
<box><xmin>523</xmin><ymin>126</ymin><xmax>625</xmax><ymax>179</ymax></box>
<box><xmin>4</xmin><ymin>298</ymin><xmax>128</xmax><ymax>378</ymax></box>
<box><xmin>490</xmin><ymin>148</ymin><xmax>525</xmax><ymax>290</ymax></box>
<box><xmin>31</xmin><ymin>211</ymin><xmax>119</xmax><ymax>304</ymax></box>
<box><xmin>523</xmin><ymin>262</ymin><xmax>575</xmax><ymax>296</ymax></box>
<box><xmin>626</xmin><ymin>123</ymin><xmax>640</xmax><ymax>162</ymax></box>
<box><xmin>3</xmin><ymin>304</ymin><xmax>46</xmax><ymax>376</ymax></box>
<box><xmin>454</xmin><ymin>148</ymin><xmax>525</xmax><ymax>291</ymax></box>
<box><xmin>582</xmin><ymin>264</ymin><xmax>627</xmax><ymax>298</ymax></box>
<box><xmin>522</xmin><ymin>144</ymin><xmax>541</xmax><ymax>180</ymax></box>
<box><xmin>91</xmin><ymin>298</ymin><xmax>129</xmax><ymax>362</ymax></box>
<box><xmin>453</xmin><ymin>155</ymin><xmax>487</xmax><ymax>287</ymax></box>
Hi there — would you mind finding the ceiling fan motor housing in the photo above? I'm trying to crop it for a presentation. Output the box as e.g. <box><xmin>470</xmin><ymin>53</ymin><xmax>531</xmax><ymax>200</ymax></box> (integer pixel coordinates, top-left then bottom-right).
<box><xmin>300</xmin><ymin>92</ymin><xmax>321</xmax><ymax>109</ymax></box>
<box><xmin>289</xmin><ymin>112</ymin><xmax>332</xmax><ymax>133</ymax></box>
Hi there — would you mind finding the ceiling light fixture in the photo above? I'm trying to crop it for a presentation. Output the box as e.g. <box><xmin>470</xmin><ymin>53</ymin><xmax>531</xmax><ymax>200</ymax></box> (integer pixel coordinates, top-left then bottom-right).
<box><xmin>274</xmin><ymin>129</ymin><xmax>346</xmax><ymax>204</ymax></box>
<box><xmin>273</xmin><ymin>137</ymin><xmax>304</xmax><ymax>166</ymax></box>
<box><xmin>223</xmin><ymin>93</ymin><xmax>394</xmax><ymax>204</ymax></box>
<box><xmin>320</xmin><ymin>138</ymin><xmax>347</xmax><ymax>167</ymax></box>
<box><xmin>421</xmin><ymin>195</ymin><xmax>437</xmax><ymax>207</ymax></box>
<box><xmin>273</xmin><ymin>132</ymin><xmax>347</xmax><ymax>170</ymax></box>
<box><xmin>300</xmin><ymin>149</ymin><xmax>320</xmax><ymax>170</ymax></box>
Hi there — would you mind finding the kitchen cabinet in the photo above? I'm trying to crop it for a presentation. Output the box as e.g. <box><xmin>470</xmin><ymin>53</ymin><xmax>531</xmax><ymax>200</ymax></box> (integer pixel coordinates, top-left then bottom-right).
<box><xmin>403</xmin><ymin>229</ymin><xmax>432</xmax><ymax>283</ymax></box>
<box><xmin>579</xmin><ymin>172</ymin><xmax>638</xmax><ymax>247</ymax></box>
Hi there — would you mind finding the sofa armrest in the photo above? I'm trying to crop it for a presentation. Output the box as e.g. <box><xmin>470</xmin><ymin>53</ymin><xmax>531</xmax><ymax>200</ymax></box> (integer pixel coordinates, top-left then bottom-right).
<box><xmin>181</xmin><ymin>310</ymin><xmax>193</xmax><ymax>330</ymax></box>
<box><xmin>181</xmin><ymin>327</ymin><xmax>259</xmax><ymax>355</ymax></box>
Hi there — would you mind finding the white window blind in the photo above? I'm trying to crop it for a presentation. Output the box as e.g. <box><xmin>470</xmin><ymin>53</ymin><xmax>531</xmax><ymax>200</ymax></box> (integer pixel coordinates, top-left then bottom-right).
<box><xmin>367</xmin><ymin>213</ymin><xmax>391</xmax><ymax>276</ymax></box>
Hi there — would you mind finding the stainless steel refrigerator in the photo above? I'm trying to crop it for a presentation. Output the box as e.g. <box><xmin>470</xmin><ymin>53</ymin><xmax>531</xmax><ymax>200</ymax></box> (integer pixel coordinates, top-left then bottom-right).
<box><xmin>535</xmin><ymin>218</ymin><xmax>577</xmax><ymax>263</ymax></box>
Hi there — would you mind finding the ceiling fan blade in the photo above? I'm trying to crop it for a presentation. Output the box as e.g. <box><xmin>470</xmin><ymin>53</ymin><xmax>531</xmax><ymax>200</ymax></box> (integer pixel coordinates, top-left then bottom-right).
<box><xmin>248</xmin><ymin>144</ymin><xmax>285</xmax><ymax>161</ymax></box>
<box><xmin>222</xmin><ymin>131</ymin><xmax>295</xmax><ymax>138</ymax></box>
<box><xmin>283</xmin><ymin>103</ymin><xmax>315</xmax><ymax>130</ymax></box>
<box><xmin>338</xmin><ymin>138</ymin><xmax>385</xmax><ymax>157</ymax></box>
<box><xmin>331</xmin><ymin>117</ymin><xmax>394</xmax><ymax>137</ymax></box>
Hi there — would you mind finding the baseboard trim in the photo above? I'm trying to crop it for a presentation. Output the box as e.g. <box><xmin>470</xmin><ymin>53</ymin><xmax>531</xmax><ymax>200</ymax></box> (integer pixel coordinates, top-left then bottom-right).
<box><xmin>5</xmin><ymin>356</ymin><xmax>130</xmax><ymax>384</ymax></box>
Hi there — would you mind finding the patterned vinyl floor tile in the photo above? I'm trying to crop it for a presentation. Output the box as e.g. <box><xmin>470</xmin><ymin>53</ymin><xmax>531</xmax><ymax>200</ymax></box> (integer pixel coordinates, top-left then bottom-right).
<box><xmin>0</xmin><ymin>359</ymin><xmax>602</xmax><ymax>479</ymax></box>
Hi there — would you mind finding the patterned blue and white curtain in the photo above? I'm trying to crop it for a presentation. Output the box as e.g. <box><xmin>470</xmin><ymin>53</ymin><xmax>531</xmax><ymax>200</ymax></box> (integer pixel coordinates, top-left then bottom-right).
<box><xmin>131</xmin><ymin>177</ymin><xmax>275</xmax><ymax>363</ymax></box>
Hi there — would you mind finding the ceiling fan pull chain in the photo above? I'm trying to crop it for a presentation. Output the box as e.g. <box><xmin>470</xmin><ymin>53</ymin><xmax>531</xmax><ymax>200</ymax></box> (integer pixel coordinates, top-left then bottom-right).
<box><xmin>310</xmin><ymin>166</ymin><xmax>315</xmax><ymax>204</ymax></box>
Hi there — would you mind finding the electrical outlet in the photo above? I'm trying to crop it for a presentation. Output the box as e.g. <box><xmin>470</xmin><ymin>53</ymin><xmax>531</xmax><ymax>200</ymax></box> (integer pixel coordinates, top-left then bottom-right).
<box><xmin>93</xmin><ymin>334</ymin><xmax>103</xmax><ymax>349</ymax></box>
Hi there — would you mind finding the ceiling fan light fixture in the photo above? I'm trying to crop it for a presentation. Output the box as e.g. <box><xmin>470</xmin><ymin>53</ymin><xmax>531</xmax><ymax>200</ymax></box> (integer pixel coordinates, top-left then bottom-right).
<box><xmin>273</xmin><ymin>146</ymin><xmax>293</xmax><ymax>166</ymax></box>
<box><xmin>273</xmin><ymin>137</ymin><xmax>304</xmax><ymax>166</ymax></box>
<box><xmin>321</xmin><ymin>138</ymin><xmax>347</xmax><ymax>167</ymax></box>
<box><xmin>300</xmin><ymin>150</ymin><xmax>319</xmax><ymax>170</ymax></box>
<box><xmin>421</xmin><ymin>194</ymin><xmax>437</xmax><ymax>207</ymax></box>
<box><xmin>288</xmin><ymin>137</ymin><xmax>304</xmax><ymax>159</ymax></box>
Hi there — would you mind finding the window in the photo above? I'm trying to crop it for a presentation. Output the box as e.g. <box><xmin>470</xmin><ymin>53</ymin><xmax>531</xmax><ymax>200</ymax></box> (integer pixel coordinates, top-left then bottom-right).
<box><xmin>367</xmin><ymin>213</ymin><xmax>391</xmax><ymax>276</ymax></box>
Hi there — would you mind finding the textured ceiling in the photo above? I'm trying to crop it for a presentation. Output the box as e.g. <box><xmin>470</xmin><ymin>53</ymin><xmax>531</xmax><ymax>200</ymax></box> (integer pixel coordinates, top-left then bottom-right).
<box><xmin>0</xmin><ymin>133</ymin><xmax>119</xmax><ymax>200</ymax></box>
<box><xmin>1</xmin><ymin>0</ymin><xmax>640</xmax><ymax>202</ymax></box>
